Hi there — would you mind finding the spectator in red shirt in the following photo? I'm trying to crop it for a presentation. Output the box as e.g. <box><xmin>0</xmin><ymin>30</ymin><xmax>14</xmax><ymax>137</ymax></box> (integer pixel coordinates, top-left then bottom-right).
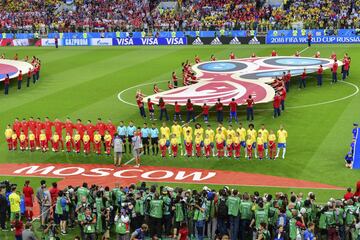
<box><xmin>178</xmin><ymin>222</ymin><xmax>189</xmax><ymax>240</ymax></box>
<box><xmin>22</xmin><ymin>180</ymin><xmax>34</xmax><ymax>221</ymax></box>
<box><xmin>215</xmin><ymin>98</ymin><xmax>224</xmax><ymax>123</ymax></box>
<box><xmin>147</xmin><ymin>98</ymin><xmax>155</xmax><ymax>121</ymax></box>
<box><xmin>245</xmin><ymin>95</ymin><xmax>255</xmax><ymax>121</ymax></box>
<box><xmin>317</xmin><ymin>65</ymin><xmax>323</xmax><ymax>86</ymax></box>
<box><xmin>17</xmin><ymin>70</ymin><xmax>22</xmax><ymax>90</ymax></box>
<box><xmin>273</xmin><ymin>93</ymin><xmax>281</xmax><ymax>118</ymax></box>
<box><xmin>174</xmin><ymin>101</ymin><xmax>182</xmax><ymax>122</ymax></box>
<box><xmin>158</xmin><ymin>98</ymin><xmax>169</xmax><ymax>121</ymax></box>
<box><xmin>299</xmin><ymin>68</ymin><xmax>306</xmax><ymax>89</ymax></box>
<box><xmin>228</xmin><ymin>98</ymin><xmax>238</xmax><ymax>123</ymax></box>
<box><xmin>4</xmin><ymin>74</ymin><xmax>9</xmax><ymax>95</ymax></box>
<box><xmin>186</xmin><ymin>99</ymin><xmax>195</xmax><ymax>123</ymax></box>
<box><xmin>344</xmin><ymin>187</ymin><xmax>353</xmax><ymax>200</ymax></box>
<box><xmin>332</xmin><ymin>60</ymin><xmax>338</xmax><ymax>83</ymax></box>
<box><xmin>13</xmin><ymin>213</ymin><xmax>23</xmax><ymax>240</ymax></box>
<box><xmin>137</xmin><ymin>97</ymin><xmax>146</xmax><ymax>119</ymax></box>
<box><xmin>202</xmin><ymin>103</ymin><xmax>209</xmax><ymax>123</ymax></box>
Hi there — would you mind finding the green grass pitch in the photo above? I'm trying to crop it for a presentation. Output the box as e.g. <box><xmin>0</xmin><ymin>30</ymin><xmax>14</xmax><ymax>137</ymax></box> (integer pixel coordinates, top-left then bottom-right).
<box><xmin>0</xmin><ymin>44</ymin><xmax>359</xmax><ymax>239</ymax></box>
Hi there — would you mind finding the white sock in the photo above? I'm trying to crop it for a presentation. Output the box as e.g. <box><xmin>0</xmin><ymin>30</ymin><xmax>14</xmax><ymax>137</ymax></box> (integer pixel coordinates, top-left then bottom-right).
<box><xmin>282</xmin><ymin>148</ymin><xmax>286</xmax><ymax>158</ymax></box>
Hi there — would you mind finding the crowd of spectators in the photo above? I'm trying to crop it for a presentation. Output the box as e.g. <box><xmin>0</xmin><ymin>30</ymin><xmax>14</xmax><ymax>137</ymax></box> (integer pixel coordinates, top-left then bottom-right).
<box><xmin>2</xmin><ymin>180</ymin><xmax>360</xmax><ymax>240</ymax></box>
<box><xmin>1</xmin><ymin>0</ymin><xmax>360</xmax><ymax>34</ymax></box>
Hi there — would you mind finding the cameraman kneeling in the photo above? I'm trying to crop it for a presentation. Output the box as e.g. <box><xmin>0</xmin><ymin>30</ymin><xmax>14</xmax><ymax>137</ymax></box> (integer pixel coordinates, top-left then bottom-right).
<box><xmin>80</xmin><ymin>207</ymin><xmax>97</xmax><ymax>240</ymax></box>
<box><xmin>43</xmin><ymin>218</ymin><xmax>60</xmax><ymax>240</ymax></box>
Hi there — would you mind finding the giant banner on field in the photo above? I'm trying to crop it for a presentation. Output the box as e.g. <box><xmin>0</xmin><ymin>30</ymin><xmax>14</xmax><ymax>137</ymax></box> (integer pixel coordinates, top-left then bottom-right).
<box><xmin>266</xmin><ymin>35</ymin><xmax>360</xmax><ymax>44</ymax></box>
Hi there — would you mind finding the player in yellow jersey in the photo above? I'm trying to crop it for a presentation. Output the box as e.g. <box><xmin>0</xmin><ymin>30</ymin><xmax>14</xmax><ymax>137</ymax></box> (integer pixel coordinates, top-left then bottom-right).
<box><xmin>19</xmin><ymin>130</ymin><xmax>27</xmax><ymax>151</ymax></box>
<box><xmin>39</xmin><ymin>130</ymin><xmax>47</xmax><ymax>152</ymax></box>
<box><xmin>51</xmin><ymin>132</ymin><xmax>60</xmax><ymax>152</ymax></box>
<box><xmin>5</xmin><ymin>125</ymin><xmax>13</xmax><ymax>151</ymax></box>
<box><xmin>83</xmin><ymin>131</ymin><xmax>91</xmax><ymax>155</ymax></box>
<box><xmin>65</xmin><ymin>132</ymin><xmax>73</xmax><ymax>153</ymax></box>
<box><xmin>233</xmin><ymin>132</ymin><xmax>241</xmax><ymax>158</ymax></box>
<box><xmin>171</xmin><ymin>121</ymin><xmax>182</xmax><ymax>145</ymax></box>
<box><xmin>28</xmin><ymin>130</ymin><xmax>35</xmax><ymax>151</ymax></box>
<box><xmin>203</xmin><ymin>134</ymin><xmax>212</xmax><ymax>158</ymax></box>
<box><xmin>216</xmin><ymin>123</ymin><xmax>227</xmax><ymax>138</ymax></box>
<box><xmin>227</xmin><ymin>125</ymin><xmax>236</xmax><ymax>140</ymax></box>
<box><xmin>11</xmin><ymin>131</ymin><xmax>18</xmax><ymax>151</ymax></box>
<box><xmin>160</xmin><ymin>122</ymin><xmax>171</xmax><ymax>154</ymax></box>
<box><xmin>268</xmin><ymin>130</ymin><xmax>277</xmax><ymax>160</ymax></box>
<box><xmin>182</xmin><ymin>123</ymin><xmax>193</xmax><ymax>139</ymax></box>
<box><xmin>215</xmin><ymin>128</ymin><xmax>225</xmax><ymax>157</ymax></box>
<box><xmin>104</xmin><ymin>130</ymin><xmax>112</xmax><ymax>155</ymax></box>
<box><xmin>246</xmin><ymin>135</ymin><xmax>253</xmax><ymax>159</ymax></box>
<box><xmin>170</xmin><ymin>134</ymin><xmax>178</xmax><ymax>157</ymax></box>
<box><xmin>205</xmin><ymin>125</ymin><xmax>215</xmax><ymax>156</ymax></box>
<box><xmin>276</xmin><ymin>125</ymin><xmax>288</xmax><ymax>159</ymax></box>
<box><xmin>93</xmin><ymin>131</ymin><xmax>102</xmax><ymax>155</ymax></box>
<box><xmin>184</xmin><ymin>130</ymin><xmax>193</xmax><ymax>157</ymax></box>
<box><xmin>194</xmin><ymin>123</ymin><xmax>204</xmax><ymax>140</ymax></box>
<box><xmin>258</xmin><ymin>124</ymin><xmax>269</xmax><ymax>158</ymax></box>
<box><xmin>159</xmin><ymin>134</ymin><xmax>167</xmax><ymax>158</ymax></box>
<box><xmin>226</xmin><ymin>133</ymin><xmax>234</xmax><ymax>157</ymax></box>
<box><xmin>73</xmin><ymin>130</ymin><xmax>81</xmax><ymax>153</ymax></box>
<box><xmin>256</xmin><ymin>132</ymin><xmax>264</xmax><ymax>160</ymax></box>
<box><xmin>194</xmin><ymin>132</ymin><xmax>203</xmax><ymax>157</ymax></box>
<box><xmin>236</xmin><ymin>123</ymin><xmax>247</xmax><ymax>150</ymax></box>
<box><xmin>247</xmin><ymin>123</ymin><xmax>257</xmax><ymax>149</ymax></box>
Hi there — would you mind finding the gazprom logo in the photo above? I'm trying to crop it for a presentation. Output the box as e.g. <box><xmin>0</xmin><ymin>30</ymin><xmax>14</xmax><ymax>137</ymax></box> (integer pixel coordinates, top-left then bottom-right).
<box><xmin>65</xmin><ymin>39</ymin><xmax>88</xmax><ymax>46</ymax></box>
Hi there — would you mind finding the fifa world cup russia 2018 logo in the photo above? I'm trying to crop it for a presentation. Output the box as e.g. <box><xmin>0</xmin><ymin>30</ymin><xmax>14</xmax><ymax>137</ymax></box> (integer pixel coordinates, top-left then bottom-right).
<box><xmin>145</xmin><ymin>57</ymin><xmax>339</xmax><ymax>106</ymax></box>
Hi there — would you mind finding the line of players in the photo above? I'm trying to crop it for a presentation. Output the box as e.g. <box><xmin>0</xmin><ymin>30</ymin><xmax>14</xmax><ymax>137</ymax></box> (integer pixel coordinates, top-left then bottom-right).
<box><xmin>4</xmin><ymin>117</ymin><xmax>118</xmax><ymax>155</ymax></box>
<box><xmin>139</xmin><ymin>122</ymin><xmax>288</xmax><ymax>160</ymax></box>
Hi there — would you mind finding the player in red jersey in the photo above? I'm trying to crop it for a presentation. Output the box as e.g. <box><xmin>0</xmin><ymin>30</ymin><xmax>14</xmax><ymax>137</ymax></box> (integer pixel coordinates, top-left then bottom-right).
<box><xmin>96</xmin><ymin>118</ymin><xmax>106</xmax><ymax>137</ymax></box>
<box><xmin>245</xmin><ymin>95</ymin><xmax>255</xmax><ymax>121</ymax></box>
<box><xmin>147</xmin><ymin>98</ymin><xmax>155</xmax><ymax>121</ymax></box>
<box><xmin>35</xmin><ymin>118</ymin><xmax>43</xmax><ymax>148</ymax></box>
<box><xmin>86</xmin><ymin>120</ymin><xmax>96</xmax><ymax>143</ymax></box>
<box><xmin>65</xmin><ymin>117</ymin><xmax>74</xmax><ymax>135</ymax></box>
<box><xmin>44</xmin><ymin>117</ymin><xmax>54</xmax><ymax>142</ymax></box>
<box><xmin>75</xmin><ymin>119</ymin><xmax>85</xmax><ymax>139</ymax></box>
<box><xmin>317</xmin><ymin>65</ymin><xmax>323</xmax><ymax>86</ymax></box>
<box><xmin>54</xmin><ymin>118</ymin><xmax>64</xmax><ymax>150</ymax></box>
<box><xmin>202</xmin><ymin>103</ymin><xmax>209</xmax><ymax>123</ymax></box>
<box><xmin>13</xmin><ymin>118</ymin><xmax>22</xmax><ymax>138</ymax></box>
<box><xmin>28</xmin><ymin>117</ymin><xmax>36</xmax><ymax>136</ymax></box>
<box><xmin>271</xmin><ymin>50</ymin><xmax>277</xmax><ymax>57</ymax></box>
<box><xmin>22</xmin><ymin>180</ymin><xmax>34</xmax><ymax>220</ymax></box>
<box><xmin>174</xmin><ymin>101</ymin><xmax>182</xmax><ymax>122</ymax></box>
<box><xmin>195</xmin><ymin>55</ymin><xmax>201</xmax><ymax>64</ymax></box>
<box><xmin>107</xmin><ymin>120</ymin><xmax>116</xmax><ymax>137</ymax></box>
<box><xmin>299</xmin><ymin>69</ymin><xmax>306</xmax><ymax>89</ymax></box>
<box><xmin>332</xmin><ymin>59</ymin><xmax>338</xmax><ymax>83</ymax></box>
<box><xmin>229</xmin><ymin>52</ymin><xmax>235</xmax><ymax>59</ymax></box>
<box><xmin>21</xmin><ymin>118</ymin><xmax>29</xmax><ymax>136</ymax></box>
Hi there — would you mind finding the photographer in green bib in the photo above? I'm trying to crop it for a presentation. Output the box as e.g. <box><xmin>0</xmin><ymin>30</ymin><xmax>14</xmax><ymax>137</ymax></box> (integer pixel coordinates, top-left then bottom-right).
<box><xmin>239</xmin><ymin>192</ymin><xmax>253</xmax><ymax>240</ymax></box>
<box><xmin>160</xmin><ymin>187</ymin><xmax>172</xmax><ymax>237</ymax></box>
<box><xmin>131</xmin><ymin>191</ymin><xmax>145</xmax><ymax>232</ymax></box>
<box><xmin>149</xmin><ymin>192</ymin><xmax>163</xmax><ymax>238</ymax></box>
<box><xmin>193</xmin><ymin>192</ymin><xmax>207</xmax><ymax>240</ymax></box>
<box><xmin>172</xmin><ymin>195</ymin><xmax>185</xmax><ymax>237</ymax></box>
<box><xmin>94</xmin><ymin>191</ymin><xmax>104</xmax><ymax>235</ymax></box>
<box><xmin>115</xmin><ymin>208</ymin><xmax>130</xmax><ymax>240</ymax></box>
<box><xmin>81</xmin><ymin>207</ymin><xmax>96</xmax><ymax>240</ymax></box>
<box><xmin>54</xmin><ymin>190</ymin><xmax>69</xmax><ymax>235</ymax></box>
<box><xmin>250</xmin><ymin>201</ymin><xmax>269</xmax><ymax>240</ymax></box>
<box><xmin>111</xmin><ymin>183</ymin><xmax>123</xmax><ymax>225</ymax></box>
